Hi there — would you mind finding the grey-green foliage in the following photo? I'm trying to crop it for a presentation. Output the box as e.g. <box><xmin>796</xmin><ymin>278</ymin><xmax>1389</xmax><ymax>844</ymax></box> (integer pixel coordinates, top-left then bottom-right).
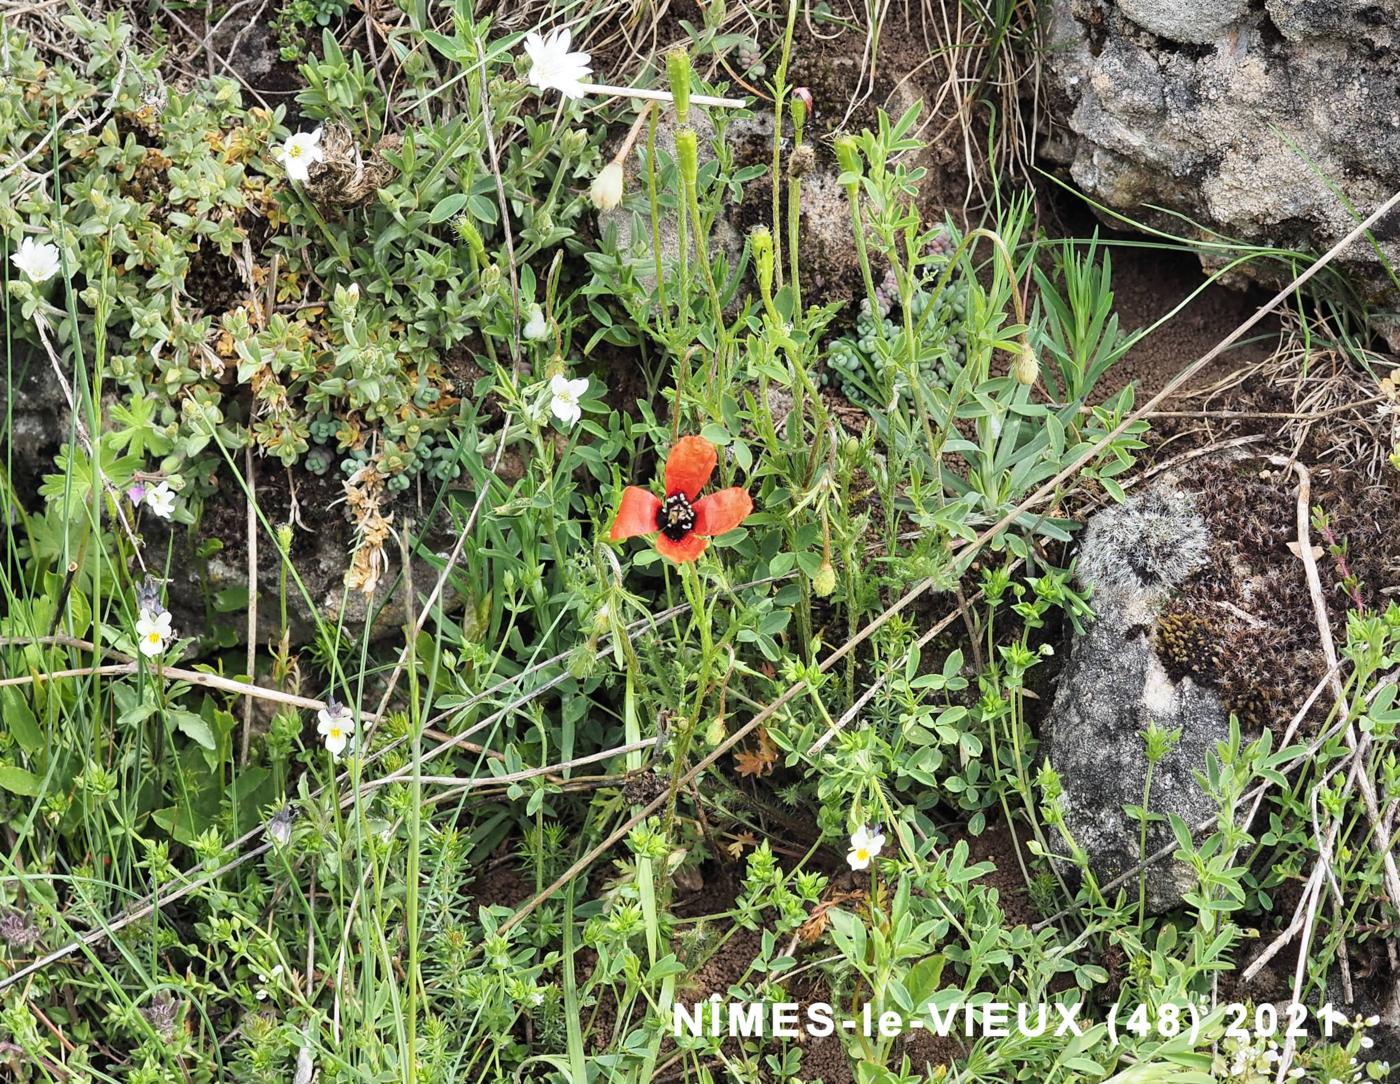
<box><xmin>824</xmin><ymin>268</ymin><xmax>971</xmax><ymax>407</ymax></box>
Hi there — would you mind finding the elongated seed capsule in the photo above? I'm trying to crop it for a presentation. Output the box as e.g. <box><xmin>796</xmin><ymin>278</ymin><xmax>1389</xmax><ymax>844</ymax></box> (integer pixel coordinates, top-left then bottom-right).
<box><xmin>666</xmin><ymin>49</ymin><xmax>692</xmax><ymax>125</ymax></box>
<box><xmin>675</xmin><ymin>126</ymin><xmax>699</xmax><ymax>190</ymax></box>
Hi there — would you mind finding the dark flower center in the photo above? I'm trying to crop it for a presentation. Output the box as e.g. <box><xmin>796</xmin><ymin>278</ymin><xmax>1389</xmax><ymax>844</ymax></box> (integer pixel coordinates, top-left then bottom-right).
<box><xmin>657</xmin><ymin>493</ymin><xmax>696</xmax><ymax>541</ymax></box>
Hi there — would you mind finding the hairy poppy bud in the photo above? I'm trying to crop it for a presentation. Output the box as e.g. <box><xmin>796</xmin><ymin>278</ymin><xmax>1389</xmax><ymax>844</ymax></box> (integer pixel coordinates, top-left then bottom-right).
<box><xmin>790</xmin><ymin>87</ymin><xmax>812</xmax><ymax>129</ymax></box>
<box><xmin>666</xmin><ymin>48</ymin><xmax>692</xmax><ymax>125</ymax></box>
<box><xmin>590</xmin><ymin>161</ymin><xmax>625</xmax><ymax>210</ymax></box>
<box><xmin>812</xmin><ymin>560</ymin><xmax>837</xmax><ymax>597</ymax></box>
<box><xmin>834</xmin><ymin>134</ymin><xmax>862</xmax><ymax>178</ymax></box>
<box><xmin>1012</xmin><ymin>344</ymin><xmax>1039</xmax><ymax>386</ymax></box>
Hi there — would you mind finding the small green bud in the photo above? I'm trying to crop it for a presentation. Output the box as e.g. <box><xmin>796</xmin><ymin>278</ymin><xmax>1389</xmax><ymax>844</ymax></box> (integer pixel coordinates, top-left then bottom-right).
<box><xmin>833</xmin><ymin>134</ymin><xmax>863</xmax><ymax>178</ymax></box>
<box><xmin>666</xmin><ymin>49</ymin><xmax>692</xmax><ymax>125</ymax></box>
<box><xmin>675</xmin><ymin>127</ymin><xmax>699</xmax><ymax>188</ymax></box>
<box><xmin>561</xmin><ymin>128</ymin><xmax>588</xmax><ymax>157</ymax></box>
<box><xmin>812</xmin><ymin>560</ymin><xmax>837</xmax><ymax>598</ymax></box>
<box><xmin>750</xmin><ymin>225</ymin><xmax>774</xmax><ymax>300</ymax></box>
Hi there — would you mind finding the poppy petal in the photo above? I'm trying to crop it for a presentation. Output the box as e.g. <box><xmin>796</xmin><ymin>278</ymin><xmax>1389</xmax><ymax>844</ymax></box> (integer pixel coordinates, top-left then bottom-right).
<box><xmin>694</xmin><ymin>488</ymin><xmax>753</xmax><ymax>537</ymax></box>
<box><xmin>664</xmin><ymin>435</ymin><xmax>717</xmax><ymax>500</ymax></box>
<box><xmin>655</xmin><ymin>531</ymin><xmax>708</xmax><ymax>563</ymax></box>
<box><xmin>609</xmin><ymin>487</ymin><xmax>661</xmax><ymax>540</ymax></box>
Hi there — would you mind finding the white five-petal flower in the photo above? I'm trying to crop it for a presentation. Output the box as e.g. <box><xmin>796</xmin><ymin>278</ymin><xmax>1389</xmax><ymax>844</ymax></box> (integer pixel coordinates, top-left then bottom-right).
<box><xmin>523</xmin><ymin>28</ymin><xmax>593</xmax><ymax>100</ymax></box>
<box><xmin>276</xmin><ymin>128</ymin><xmax>325</xmax><ymax>183</ymax></box>
<box><xmin>846</xmin><ymin>824</ymin><xmax>886</xmax><ymax>870</ymax></box>
<box><xmin>548</xmin><ymin>373</ymin><xmax>589</xmax><ymax>428</ymax></box>
<box><xmin>144</xmin><ymin>481</ymin><xmax>177</xmax><ymax>519</ymax></box>
<box><xmin>523</xmin><ymin>304</ymin><xmax>550</xmax><ymax>342</ymax></box>
<box><xmin>10</xmin><ymin>236</ymin><xmax>62</xmax><ymax>284</ymax></box>
<box><xmin>136</xmin><ymin>607</ymin><xmax>173</xmax><ymax>658</ymax></box>
<box><xmin>317</xmin><ymin>703</ymin><xmax>355</xmax><ymax>760</ymax></box>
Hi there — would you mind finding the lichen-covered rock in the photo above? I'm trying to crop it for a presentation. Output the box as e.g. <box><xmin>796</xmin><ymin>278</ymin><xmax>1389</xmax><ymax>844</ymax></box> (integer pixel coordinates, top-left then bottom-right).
<box><xmin>1044</xmin><ymin>487</ymin><xmax>1229</xmax><ymax>913</ymax></box>
<box><xmin>1042</xmin><ymin>1</ymin><xmax>1400</xmax><ymax>332</ymax></box>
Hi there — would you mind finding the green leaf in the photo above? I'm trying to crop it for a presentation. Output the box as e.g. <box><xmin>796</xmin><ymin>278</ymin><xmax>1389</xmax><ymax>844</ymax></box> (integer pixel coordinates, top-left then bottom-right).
<box><xmin>1</xmin><ymin>690</ymin><xmax>43</xmax><ymax>754</ymax></box>
<box><xmin>170</xmin><ymin>710</ymin><xmax>216</xmax><ymax>751</ymax></box>
<box><xmin>0</xmin><ymin>766</ymin><xmax>40</xmax><ymax>796</ymax></box>
<box><xmin>429</xmin><ymin>193</ymin><xmax>468</xmax><ymax>223</ymax></box>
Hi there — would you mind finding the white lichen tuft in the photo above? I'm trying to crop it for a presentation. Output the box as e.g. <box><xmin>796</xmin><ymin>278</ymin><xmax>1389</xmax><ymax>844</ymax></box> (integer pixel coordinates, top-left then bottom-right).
<box><xmin>1076</xmin><ymin>487</ymin><xmax>1211</xmax><ymax>604</ymax></box>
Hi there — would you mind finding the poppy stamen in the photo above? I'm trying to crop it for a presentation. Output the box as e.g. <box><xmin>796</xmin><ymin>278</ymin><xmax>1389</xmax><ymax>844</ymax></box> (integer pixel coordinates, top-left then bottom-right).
<box><xmin>658</xmin><ymin>493</ymin><xmax>696</xmax><ymax>541</ymax></box>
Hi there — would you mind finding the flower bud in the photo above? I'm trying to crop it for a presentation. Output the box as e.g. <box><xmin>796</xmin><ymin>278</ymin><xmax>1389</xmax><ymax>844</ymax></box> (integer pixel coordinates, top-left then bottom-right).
<box><xmin>561</xmin><ymin>128</ymin><xmax>588</xmax><ymax>157</ymax></box>
<box><xmin>750</xmin><ymin>226</ymin><xmax>774</xmax><ymax>301</ymax></box>
<box><xmin>452</xmin><ymin>214</ymin><xmax>485</xmax><ymax>257</ymax></box>
<box><xmin>790</xmin><ymin>87</ymin><xmax>812</xmax><ymax>129</ymax></box>
<box><xmin>589</xmin><ymin>161</ymin><xmax>625</xmax><ymax>211</ymax></box>
<box><xmin>812</xmin><ymin>560</ymin><xmax>837</xmax><ymax>598</ymax></box>
<box><xmin>1012</xmin><ymin>344</ymin><xmax>1039</xmax><ymax>386</ymax></box>
<box><xmin>675</xmin><ymin>127</ymin><xmax>699</xmax><ymax>189</ymax></box>
<box><xmin>666</xmin><ymin>48</ymin><xmax>692</xmax><ymax>125</ymax></box>
<box><xmin>834</xmin><ymin>134</ymin><xmax>862</xmax><ymax>178</ymax></box>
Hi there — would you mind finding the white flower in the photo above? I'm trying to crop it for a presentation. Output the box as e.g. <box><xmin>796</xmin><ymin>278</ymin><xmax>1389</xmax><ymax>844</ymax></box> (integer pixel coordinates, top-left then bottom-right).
<box><xmin>10</xmin><ymin>236</ymin><xmax>62</xmax><ymax>283</ymax></box>
<box><xmin>276</xmin><ymin>128</ymin><xmax>324</xmax><ymax>183</ymax></box>
<box><xmin>548</xmin><ymin>374</ymin><xmax>589</xmax><ymax>427</ymax></box>
<box><xmin>144</xmin><ymin>481</ymin><xmax>176</xmax><ymax>519</ymax></box>
<box><xmin>135</xmin><ymin>607</ymin><xmax>173</xmax><ymax>658</ymax></box>
<box><xmin>255</xmin><ymin>964</ymin><xmax>283</xmax><ymax>1000</ymax></box>
<box><xmin>531</xmin><ymin>991</ymin><xmax>545</xmax><ymax>1006</ymax></box>
<box><xmin>317</xmin><ymin>702</ymin><xmax>355</xmax><ymax>760</ymax></box>
<box><xmin>524</xmin><ymin>28</ymin><xmax>592</xmax><ymax>100</ymax></box>
<box><xmin>846</xmin><ymin>824</ymin><xmax>886</xmax><ymax>870</ymax></box>
<box><xmin>589</xmin><ymin>162</ymin><xmax>625</xmax><ymax>210</ymax></box>
<box><xmin>523</xmin><ymin>304</ymin><xmax>550</xmax><ymax>342</ymax></box>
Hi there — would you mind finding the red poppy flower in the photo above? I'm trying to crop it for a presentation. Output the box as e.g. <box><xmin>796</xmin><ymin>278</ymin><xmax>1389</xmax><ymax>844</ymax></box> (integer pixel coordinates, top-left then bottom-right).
<box><xmin>609</xmin><ymin>435</ymin><xmax>753</xmax><ymax>563</ymax></box>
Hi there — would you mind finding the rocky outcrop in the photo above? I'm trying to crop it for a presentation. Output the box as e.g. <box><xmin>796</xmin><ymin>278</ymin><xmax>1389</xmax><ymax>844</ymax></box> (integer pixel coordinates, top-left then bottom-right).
<box><xmin>1044</xmin><ymin>487</ymin><xmax>1230</xmax><ymax>913</ymax></box>
<box><xmin>1042</xmin><ymin>1</ymin><xmax>1400</xmax><ymax>328</ymax></box>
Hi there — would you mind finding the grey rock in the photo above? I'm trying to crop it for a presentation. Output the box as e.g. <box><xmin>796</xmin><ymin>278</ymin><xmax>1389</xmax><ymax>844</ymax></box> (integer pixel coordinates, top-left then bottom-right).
<box><xmin>1042</xmin><ymin>1</ymin><xmax>1400</xmax><ymax>332</ymax></box>
<box><xmin>1118</xmin><ymin>0</ymin><xmax>1251</xmax><ymax>44</ymax></box>
<box><xmin>1044</xmin><ymin>487</ymin><xmax>1228</xmax><ymax>912</ymax></box>
<box><xmin>595</xmin><ymin>107</ymin><xmax>744</xmax><ymax>290</ymax></box>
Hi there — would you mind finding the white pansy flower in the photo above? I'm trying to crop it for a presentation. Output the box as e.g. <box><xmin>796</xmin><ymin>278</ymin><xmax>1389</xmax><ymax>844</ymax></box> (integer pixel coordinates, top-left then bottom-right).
<box><xmin>135</xmin><ymin>607</ymin><xmax>173</xmax><ymax>658</ymax></box>
<box><xmin>523</xmin><ymin>304</ymin><xmax>550</xmax><ymax>342</ymax></box>
<box><xmin>10</xmin><ymin>236</ymin><xmax>62</xmax><ymax>283</ymax></box>
<box><xmin>846</xmin><ymin>824</ymin><xmax>886</xmax><ymax>870</ymax></box>
<box><xmin>144</xmin><ymin>481</ymin><xmax>177</xmax><ymax>519</ymax></box>
<box><xmin>548</xmin><ymin>374</ymin><xmax>589</xmax><ymax>428</ymax></box>
<box><xmin>523</xmin><ymin>28</ymin><xmax>592</xmax><ymax>100</ymax></box>
<box><xmin>589</xmin><ymin>162</ymin><xmax>624</xmax><ymax>210</ymax></box>
<box><xmin>317</xmin><ymin>702</ymin><xmax>355</xmax><ymax>760</ymax></box>
<box><xmin>276</xmin><ymin>128</ymin><xmax>324</xmax><ymax>183</ymax></box>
